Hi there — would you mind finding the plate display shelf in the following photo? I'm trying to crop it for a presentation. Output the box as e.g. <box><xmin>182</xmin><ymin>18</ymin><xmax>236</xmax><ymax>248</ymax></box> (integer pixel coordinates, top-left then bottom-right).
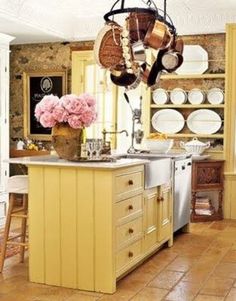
<box><xmin>145</xmin><ymin>71</ymin><xmax>226</xmax><ymax>158</ymax></box>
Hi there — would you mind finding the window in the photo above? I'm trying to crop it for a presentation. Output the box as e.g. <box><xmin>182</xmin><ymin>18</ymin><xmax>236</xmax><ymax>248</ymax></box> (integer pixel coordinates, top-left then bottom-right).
<box><xmin>72</xmin><ymin>50</ymin><xmax>117</xmax><ymax>146</ymax></box>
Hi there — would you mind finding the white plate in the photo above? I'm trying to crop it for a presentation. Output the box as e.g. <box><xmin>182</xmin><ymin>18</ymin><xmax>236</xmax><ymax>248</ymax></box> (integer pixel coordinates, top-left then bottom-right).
<box><xmin>170</xmin><ymin>88</ymin><xmax>187</xmax><ymax>105</ymax></box>
<box><xmin>187</xmin><ymin>109</ymin><xmax>222</xmax><ymax>134</ymax></box>
<box><xmin>192</xmin><ymin>154</ymin><xmax>210</xmax><ymax>161</ymax></box>
<box><xmin>151</xmin><ymin>109</ymin><xmax>185</xmax><ymax>134</ymax></box>
<box><xmin>188</xmin><ymin>88</ymin><xmax>205</xmax><ymax>105</ymax></box>
<box><xmin>152</xmin><ymin>88</ymin><xmax>169</xmax><ymax>104</ymax></box>
<box><xmin>175</xmin><ymin>45</ymin><xmax>208</xmax><ymax>75</ymax></box>
<box><xmin>207</xmin><ymin>88</ymin><xmax>224</xmax><ymax>104</ymax></box>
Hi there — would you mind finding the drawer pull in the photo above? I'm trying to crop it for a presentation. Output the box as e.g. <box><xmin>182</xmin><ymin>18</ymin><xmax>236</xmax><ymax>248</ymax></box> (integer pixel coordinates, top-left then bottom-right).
<box><xmin>128</xmin><ymin>251</ymin><xmax>133</xmax><ymax>258</ymax></box>
<box><xmin>128</xmin><ymin>179</ymin><xmax>134</xmax><ymax>185</ymax></box>
<box><xmin>160</xmin><ymin>197</ymin><xmax>164</xmax><ymax>201</ymax></box>
<box><xmin>128</xmin><ymin>228</ymin><xmax>134</xmax><ymax>234</ymax></box>
<box><xmin>128</xmin><ymin>204</ymin><xmax>133</xmax><ymax>210</ymax></box>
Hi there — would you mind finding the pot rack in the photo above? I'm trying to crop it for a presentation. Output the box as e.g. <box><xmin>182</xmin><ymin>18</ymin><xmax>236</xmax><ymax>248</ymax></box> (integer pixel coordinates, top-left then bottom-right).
<box><xmin>103</xmin><ymin>0</ymin><xmax>176</xmax><ymax>35</ymax></box>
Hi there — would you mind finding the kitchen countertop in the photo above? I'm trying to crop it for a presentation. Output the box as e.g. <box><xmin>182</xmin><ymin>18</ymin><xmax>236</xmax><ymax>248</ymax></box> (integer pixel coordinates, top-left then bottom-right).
<box><xmin>8</xmin><ymin>155</ymin><xmax>149</xmax><ymax>169</ymax></box>
<box><xmin>111</xmin><ymin>151</ymin><xmax>192</xmax><ymax>160</ymax></box>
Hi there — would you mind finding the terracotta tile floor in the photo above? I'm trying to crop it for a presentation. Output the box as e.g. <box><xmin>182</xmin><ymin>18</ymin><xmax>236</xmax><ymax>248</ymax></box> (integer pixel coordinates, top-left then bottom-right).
<box><xmin>2</xmin><ymin>220</ymin><xmax>236</xmax><ymax>300</ymax></box>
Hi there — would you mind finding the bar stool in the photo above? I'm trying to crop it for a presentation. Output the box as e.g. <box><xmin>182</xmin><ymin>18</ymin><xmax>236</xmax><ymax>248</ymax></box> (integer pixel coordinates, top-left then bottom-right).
<box><xmin>0</xmin><ymin>175</ymin><xmax>28</xmax><ymax>272</ymax></box>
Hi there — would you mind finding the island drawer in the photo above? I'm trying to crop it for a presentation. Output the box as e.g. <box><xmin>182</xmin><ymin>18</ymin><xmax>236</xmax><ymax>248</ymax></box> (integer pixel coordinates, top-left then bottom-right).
<box><xmin>116</xmin><ymin>217</ymin><xmax>143</xmax><ymax>249</ymax></box>
<box><xmin>115</xmin><ymin>194</ymin><xmax>143</xmax><ymax>225</ymax></box>
<box><xmin>115</xmin><ymin>168</ymin><xmax>143</xmax><ymax>200</ymax></box>
<box><xmin>116</xmin><ymin>239</ymin><xmax>142</xmax><ymax>273</ymax></box>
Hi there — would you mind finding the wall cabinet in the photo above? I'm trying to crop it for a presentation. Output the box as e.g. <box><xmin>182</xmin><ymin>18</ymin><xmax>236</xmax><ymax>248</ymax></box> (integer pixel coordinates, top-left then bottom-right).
<box><xmin>0</xmin><ymin>33</ymin><xmax>14</xmax><ymax>227</ymax></box>
<box><xmin>143</xmin><ymin>41</ymin><xmax>226</xmax><ymax>160</ymax></box>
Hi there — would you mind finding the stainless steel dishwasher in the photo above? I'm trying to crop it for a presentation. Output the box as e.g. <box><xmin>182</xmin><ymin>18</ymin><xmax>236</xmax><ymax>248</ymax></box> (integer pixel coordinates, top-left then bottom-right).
<box><xmin>173</xmin><ymin>158</ymin><xmax>192</xmax><ymax>232</ymax></box>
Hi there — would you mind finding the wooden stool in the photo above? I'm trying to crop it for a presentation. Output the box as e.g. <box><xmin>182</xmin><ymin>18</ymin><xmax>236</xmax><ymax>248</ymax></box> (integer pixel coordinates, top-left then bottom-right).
<box><xmin>0</xmin><ymin>175</ymin><xmax>28</xmax><ymax>272</ymax></box>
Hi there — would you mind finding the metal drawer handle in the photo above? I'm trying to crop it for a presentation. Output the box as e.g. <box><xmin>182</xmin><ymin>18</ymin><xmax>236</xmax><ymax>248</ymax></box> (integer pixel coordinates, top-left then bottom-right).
<box><xmin>128</xmin><ymin>179</ymin><xmax>134</xmax><ymax>185</ymax></box>
<box><xmin>128</xmin><ymin>251</ymin><xmax>133</xmax><ymax>258</ymax></box>
<box><xmin>128</xmin><ymin>204</ymin><xmax>133</xmax><ymax>210</ymax></box>
<box><xmin>128</xmin><ymin>228</ymin><xmax>134</xmax><ymax>234</ymax></box>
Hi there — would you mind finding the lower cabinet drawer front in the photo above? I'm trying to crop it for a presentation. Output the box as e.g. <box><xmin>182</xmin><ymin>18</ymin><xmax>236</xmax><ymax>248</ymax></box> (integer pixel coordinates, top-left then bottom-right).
<box><xmin>116</xmin><ymin>239</ymin><xmax>142</xmax><ymax>272</ymax></box>
<box><xmin>115</xmin><ymin>171</ymin><xmax>143</xmax><ymax>197</ymax></box>
<box><xmin>116</xmin><ymin>217</ymin><xmax>143</xmax><ymax>249</ymax></box>
<box><xmin>115</xmin><ymin>194</ymin><xmax>143</xmax><ymax>225</ymax></box>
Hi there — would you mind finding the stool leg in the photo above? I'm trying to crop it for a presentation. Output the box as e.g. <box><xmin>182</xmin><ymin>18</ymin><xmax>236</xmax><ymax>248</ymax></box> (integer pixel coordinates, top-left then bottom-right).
<box><xmin>0</xmin><ymin>194</ymin><xmax>15</xmax><ymax>272</ymax></box>
<box><xmin>19</xmin><ymin>194</ymin><xmax>28</xmax><ymax>263</ymax></box>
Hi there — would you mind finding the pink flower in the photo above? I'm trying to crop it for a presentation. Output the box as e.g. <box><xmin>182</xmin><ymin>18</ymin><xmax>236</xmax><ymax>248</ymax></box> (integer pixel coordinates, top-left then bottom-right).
<box><xmin>34</xmin><ymin>104</ymin><xmax>43</xmax><ymax>119</ymax></box>
<box><xmin>39</xmin><ymin>112</ymin><xmax>57</xmax><ymax>128</ymax></box>
<box><xmin>35</xmin><ymin>94</ymin><xmax>60</xmax><ymax>120</ymax></box>
<box><xmin>79</xmin><ymin>93</ymin><xmax>96</xmax><ymax>107</ymax></box>
<box><xmin>52</xmin><ymin>104</ymin><xmax>69</xmax><ymax>123</ymax></box>
<box><xmin>67</xmin><ymin>114</ymin><xmax>83</xmax><ymax>129</ymax></box>
<box><xmin>34</xmin><ymin>93</ymin><xmax>97</xmax><ymax>129</ymax></box>
<box><xmin>61</xmin><ymin>94</ymin><xmax>88</xmax><ymax>114</ymax></box>
<box><xmin>80</xmin><ymin>108</ymin><xmax>97</xmax><ymax>127</ymax></box>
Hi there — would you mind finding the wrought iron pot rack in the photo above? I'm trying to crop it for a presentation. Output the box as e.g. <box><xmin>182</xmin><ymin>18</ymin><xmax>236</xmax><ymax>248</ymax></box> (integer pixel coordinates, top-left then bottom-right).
<box><xmin>103</xmin><ymin>0</ymin><xmax>176</xmax><ymax>35</ymax></box>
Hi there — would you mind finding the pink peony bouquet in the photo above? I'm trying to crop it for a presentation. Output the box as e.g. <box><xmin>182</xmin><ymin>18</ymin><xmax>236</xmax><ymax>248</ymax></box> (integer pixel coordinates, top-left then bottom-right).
<box><xmin>35</xmin><ymin>93</ymin><xmax>97</xmax><ymax>129</ymax></box>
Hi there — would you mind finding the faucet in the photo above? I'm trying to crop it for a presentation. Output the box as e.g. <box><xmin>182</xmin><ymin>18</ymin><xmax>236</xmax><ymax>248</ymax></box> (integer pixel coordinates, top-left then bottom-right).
<box><xmin>102</xmin><ymin>128</ymin><xmax>128</xmax><ymax>145</ymax></box>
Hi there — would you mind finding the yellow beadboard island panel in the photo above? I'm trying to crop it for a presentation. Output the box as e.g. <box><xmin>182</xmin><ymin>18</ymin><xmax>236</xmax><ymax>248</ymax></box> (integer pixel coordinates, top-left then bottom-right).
<box><xmin>10</xmin><ymin>155</ymin><xmax>174</xmax><ymax>293</ymax></box>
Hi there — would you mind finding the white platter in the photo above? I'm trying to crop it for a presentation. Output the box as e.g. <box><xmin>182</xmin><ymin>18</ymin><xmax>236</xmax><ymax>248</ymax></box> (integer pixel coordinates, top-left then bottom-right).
<box><xmin>207</xmin><ymin>88</ymin><xmax>224</xmax><ymax>104</ymax></box>
<box><xmin>187</xmin><ymin>109</ymin><xmax>222</xmax><ymax>134</ymax></box>
<box><xmin>175</xmin><ymin>45</ymin><xmax>208</xmax><ymax>75</ymax></box>
<box><xmin>188</xmin><ymin>88</ymin><xmax>205</xmax><ymax>104</ymax></box>
<box><xmin>152</xmin><ymin>88</ymin><xmax>169</xmax><ymax>104</ymax></box>
<box><xmin>151</xmin><ymin>109</ymin><xmax>185</xmax><ymax>134</ymax></box>
<box><xmin>170</xmin><ymin>88</ymin><xmax>187</xmax><ymax>105</ymax></box>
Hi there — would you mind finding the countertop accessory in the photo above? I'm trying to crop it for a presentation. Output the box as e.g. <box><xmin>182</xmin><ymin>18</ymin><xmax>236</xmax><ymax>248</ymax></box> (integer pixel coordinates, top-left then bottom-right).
<box><xmin>152</xmin><ymin>88</ymin><xmax>169</xmax><ymax>104</ymax></box>
<box><xmin>188</xmin><ymin>88</ymin><xmax>205</xmax><ymax>105</ymax></box>
<box><xmin>180</xmin><ymin>137</ymin><xmax>210</xmax><ymax>155</ymax></box>
<box><xmin>175</xmin><ymin>45</ymin><xmax>208</xmax><ymax>75</ymax></box>
<box><xmin>152</xmin><ymin>109</ymin><xmax>185</xmax><ymax>134</ymax></box>
<box><xmin>207</xmin><ymin>88</ymin><xmax>224</xmax><ymax>104</ymax></box>
<box><xmin>145</xmin><ymin>138</ymin><xmax>174</xmax><ymax>153</ymax></box>
<box><xmin>186</xmin><ymin>109</ymin><xmax>222</xmax><ymax>134</ymax></box>
<box><xmin>170</xmin><ymin>88</ymin><xmax>187</xmax><ymax>105</ymax></box>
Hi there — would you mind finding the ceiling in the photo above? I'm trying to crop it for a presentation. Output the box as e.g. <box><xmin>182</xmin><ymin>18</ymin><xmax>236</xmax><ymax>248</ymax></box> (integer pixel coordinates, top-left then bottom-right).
<box><xmin>1</xmin><ymin>0</ymin><xmax>236</xmax><ymax>44</ymax></box>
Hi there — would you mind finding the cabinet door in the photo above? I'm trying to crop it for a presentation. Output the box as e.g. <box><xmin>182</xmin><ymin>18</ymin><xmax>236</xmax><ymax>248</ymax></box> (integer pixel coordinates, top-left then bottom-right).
<box><xmin>157</xmin><ymin>183</ymin><xmax>172</xmax><ymax>242</ymax></box>
<box><xmin>143</xmin><ymin>188</ymin><xmax>158</xmax><ymax>252</ymax></box>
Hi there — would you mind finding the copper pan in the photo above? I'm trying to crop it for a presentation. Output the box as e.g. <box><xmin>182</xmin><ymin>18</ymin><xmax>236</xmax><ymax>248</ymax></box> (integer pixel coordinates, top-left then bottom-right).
<box><xmin>144</xmin><ymin>20</ymin><xmax>172</xmax><ymax>50</ymax></box>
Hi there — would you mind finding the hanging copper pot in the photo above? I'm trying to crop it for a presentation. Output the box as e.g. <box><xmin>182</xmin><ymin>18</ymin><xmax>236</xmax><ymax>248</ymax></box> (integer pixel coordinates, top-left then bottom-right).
<box><xmin>128</xmin><ymin>12</ymin><xmax>155</xmax><ymax>43</ymax></box>
<box><xmin>144</xmin><ymin>20</ymin><xmax>172</xmax><ymax>50</ymax></box>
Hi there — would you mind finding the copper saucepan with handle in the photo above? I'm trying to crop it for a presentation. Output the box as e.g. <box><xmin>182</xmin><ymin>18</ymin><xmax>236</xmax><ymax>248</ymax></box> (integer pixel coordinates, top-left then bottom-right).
<box><xmin>161</xmin><ymin>36</ymin><xmax>184</xmax><ymax>72</ymax></box>
<box><xmin>144</xmin><ymin>20</ymin><xmax>172</xmax><ymax>50</ymax></box>
<box><xmin>131</xmin><ymin>14</ymin><xmax>146</xmax><ymax>65</ymax></box>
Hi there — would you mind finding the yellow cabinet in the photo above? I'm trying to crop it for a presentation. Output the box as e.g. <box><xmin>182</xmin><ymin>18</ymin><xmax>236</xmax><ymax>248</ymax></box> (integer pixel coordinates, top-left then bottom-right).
<box><xmin>157</xmin><ymin>183</ymin><xmax>172</xmax><ymax>243</ymax></box>
<box><xmin>143</xmin><ymin>183</ymin><xmax>173</xmax><ymax>253</ymax></box>
<box><xmin>143</xmin><ymin>187</ymin><xmax>158</xmax><ymax>252</ymax></box>
<box><xmin>28</xmin><ymin>163</ymin><xmax>173</xmax><ymax>294</ymax></box>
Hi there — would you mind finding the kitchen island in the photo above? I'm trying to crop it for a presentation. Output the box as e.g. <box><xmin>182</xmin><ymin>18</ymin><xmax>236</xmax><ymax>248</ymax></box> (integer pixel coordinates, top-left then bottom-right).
<box><xmin>9</xmin><ymin>155</ymin><xmax>173</xmax><ymax>293</ymax></box>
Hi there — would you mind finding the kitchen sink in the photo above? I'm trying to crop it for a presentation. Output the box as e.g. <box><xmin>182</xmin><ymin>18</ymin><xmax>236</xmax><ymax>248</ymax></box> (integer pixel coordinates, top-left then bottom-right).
<box><xmin>115</xmin><ymin>154</ymin><xmax>172</xmax><ymax>189</ymax></box>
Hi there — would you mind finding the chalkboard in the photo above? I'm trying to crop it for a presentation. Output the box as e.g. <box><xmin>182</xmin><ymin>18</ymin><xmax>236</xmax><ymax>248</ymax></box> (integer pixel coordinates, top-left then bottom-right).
<box><xmin>24</xmin><ymin>71</ymin><xmax>67</xmax><ymax>140</ymax></box>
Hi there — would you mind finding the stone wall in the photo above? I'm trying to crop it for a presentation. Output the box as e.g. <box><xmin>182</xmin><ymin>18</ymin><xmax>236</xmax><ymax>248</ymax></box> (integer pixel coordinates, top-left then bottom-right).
<box><xmin>10</xmin><ymin>41</ymin><xmax>93</xmax><ymax>147</ymax></box>
<box><xmin>9</xmin><ymin>34</ymin><xmax>225</xmax><ymax>147</ymax></box>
